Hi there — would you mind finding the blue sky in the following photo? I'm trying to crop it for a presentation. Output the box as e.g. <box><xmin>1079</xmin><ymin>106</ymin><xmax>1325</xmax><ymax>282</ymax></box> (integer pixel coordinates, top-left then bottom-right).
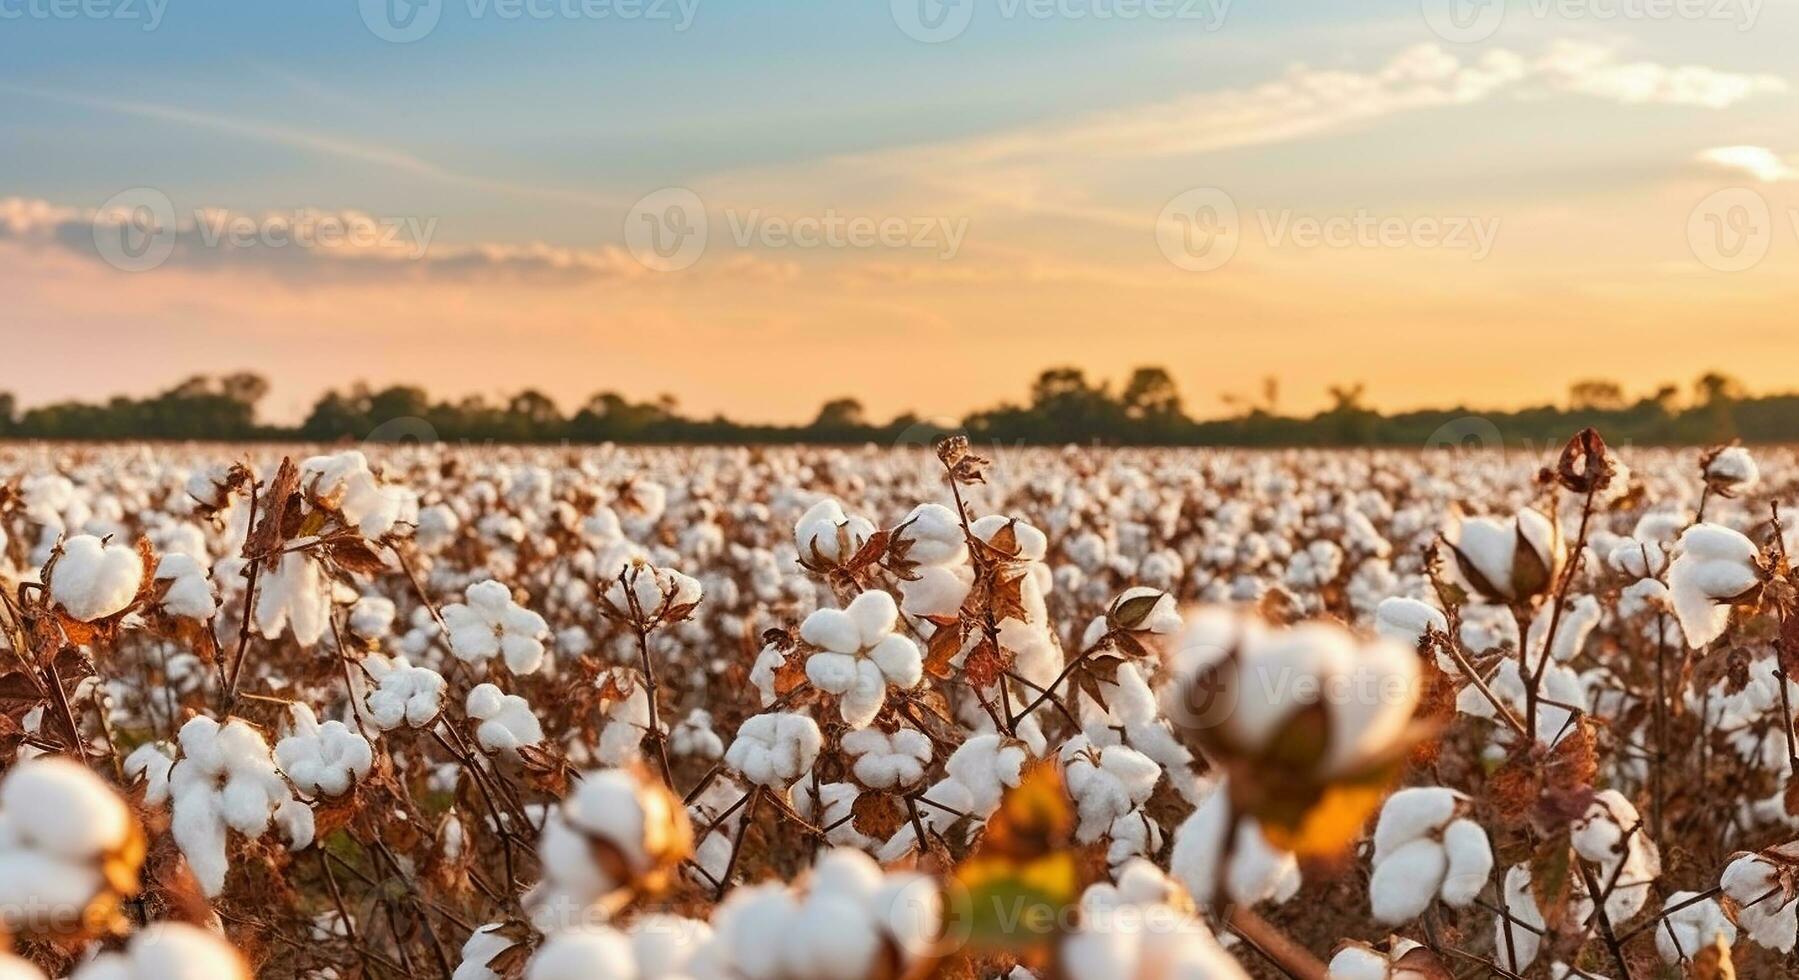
<box><xmin>3</xmin><ymin>0</ymin><xmax>1797</xmax><ymax>422</ymax></box>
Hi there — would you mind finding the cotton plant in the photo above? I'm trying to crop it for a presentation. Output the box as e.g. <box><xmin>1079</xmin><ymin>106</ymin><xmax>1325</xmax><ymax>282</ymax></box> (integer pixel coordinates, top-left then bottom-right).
<box><xmin>1060</xmin><ymin>860</ymin><xmax>1248</xmax><ymax>980</ymax></box>
<box><xmin>1666</xmin><ymin>523</ymin><xmax>1765</xmax><ymax>648</ymax></box>
<box><xmin>1569</xmin><ymin>790</ymin><xmax>1661</xmax><ymax>923</ymax></box>
<box><xmin>359</xmin><ymin>652</ymin><xmax>446</xmax><ymax>731</ymax></box>
<box><xmin>299</xmin><ymin>450</ymin><xmax>416</xmax><ymax>540</ymax></box>
<box><xmin>1438</xmin><ymin>507</ymin><xmax>1564</xmax><ymax>604</ymax></box>
<box><xmin>46</xmin><ymin>534</ymin><xmax>144</xmax><ymax>623</ymax></box>
<box><xmin>690</xmin><ymin>848</ymin><xmax>939</xmax><ymax>980</ymax></box>
<box><xmin>273</xmin><ymin>703</ymin><xmax>374</xmax><ymax>799</ymax></box>
<box><xmin>1719</xmin><ymin>841</ymin><xmax>1799</xmax><ymax>952</ymax></box>
<box><xmin>1366</xmin><ymin>787</ymin><xmax>1492</xmax><ymax>924</ymax></box>
<box><xmin>443</xmin><ymin>579</ymin><xmax>552</xmax><ymax>675</ymax></box>
<box><xmin>724</xmin><ymin>711</ymin><xmax>822</xmax><ymax>789</ymax></box>
<box><xmin>528</xmin><ymin>767</ymin><xmax>691</xmax><ymax>930</ymax></box>
<box><xmin>798</xmin><ymin>589</ymin><xmax>923</xmax><ymax>728</ymax></box>
<box><xmin>1655</xmin><ymin>891</ymin><xmax>1736</xmax><ymax>965</ymax></box>
<box><xmin>841</xmin><ymin>727</ymin><xmax>931</xmax><ymax>789</ymax></box>
<box><xmin>466</xmin><ymin>683</ymin><xmax>546</xmax><ymax>753</ymax></box>
<box><xmin>793</xmin><ymin>497</ymin><xmax>875</xmax><ymax>568</ymax></box>
<box><xmin>168</xmin><ymin>715</ymin><xmax>314</xmax><ymax>897</ymax></box>
<box><xmin>1701</xmin><ymin>444</ymin><xmax>1759</xmax><ymax>499</ymax></box>
<box><xmin>670</xmin><ymin>708</ymin><xmax>725</xmax><ymax>760</ymax></box>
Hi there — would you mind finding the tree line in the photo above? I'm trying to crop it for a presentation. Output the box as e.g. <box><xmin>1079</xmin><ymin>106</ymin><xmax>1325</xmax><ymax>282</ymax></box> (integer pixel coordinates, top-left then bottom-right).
<box><xmin>0</xmin><ymin>368</ymin><xmax>1787</xmax><ymax>447</ymax></box>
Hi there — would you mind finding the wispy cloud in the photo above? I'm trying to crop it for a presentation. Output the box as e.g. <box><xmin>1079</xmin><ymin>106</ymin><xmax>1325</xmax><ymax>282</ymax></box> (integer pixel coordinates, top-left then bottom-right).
<box><xmin>1698</xmin><ymin>145</ymin><xmax>1799</xmax><ymax>182</ymax></box>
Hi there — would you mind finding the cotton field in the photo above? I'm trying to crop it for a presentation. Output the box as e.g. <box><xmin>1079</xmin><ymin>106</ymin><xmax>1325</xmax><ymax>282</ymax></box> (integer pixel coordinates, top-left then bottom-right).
<box><xmin>0</xmin><ymin>434</ymin><xmax>1796</xmax><ymax>979</ymax></box>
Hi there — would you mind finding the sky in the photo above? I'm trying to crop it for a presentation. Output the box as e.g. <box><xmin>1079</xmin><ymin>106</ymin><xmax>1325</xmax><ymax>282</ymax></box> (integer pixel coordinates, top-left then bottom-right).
<box><xmin>3</xmin><ymin>0</ymin><xmax>1799</xmax><ymax>425</ymax></box>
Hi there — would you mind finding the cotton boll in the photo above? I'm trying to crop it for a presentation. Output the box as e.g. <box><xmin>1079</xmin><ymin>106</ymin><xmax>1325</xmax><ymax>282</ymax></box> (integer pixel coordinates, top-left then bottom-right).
<box><xmin>1170</xmin><ymin>784</ymin><xmax>1300</xmax><ymax>909</ymax></box>
<box><xmin>274</xmin><ymin>704</ymin><xmax>373</xmax><ymax>799</ymax></box>
<box><xmin>255</xmin><ymin>552</ymin><xmax>330</xmax><ymax>646</ymax></box>
<box><xmin>1369</xmin><ymin>838</ymin><xmax>1448</xmax><ymax>924</ymax></box>
<box><xmin>466</xmin><ymin>684</ymin><xmax>545</xmax><ymax>753</ymax></box>
<box><xmin>1496</xmin><ymin>865</ymin><xmax>1545</xmax><ymax>973</ymax></box>
<box><xmin>49</xmin><ymin>534</ymin><xmax>143</xmax><ymax>622</ymax></box>
<box><xmin>1704</xmin><ymin>446</ymin><xmax>1759</xmax><ymax>496</ymax></box>
<box><xmin>453</xmin><ymin>924</ymin><xmax>519</xmax><ymax>980</ymax></box>
<box><xmin>69</xmin><ymin>922</ymin><xmax>249</xmax><ymax>980</ymax></box>
<box><xmin>1654</xmin><ymin>891</ymin><xmax>1735</xmax><ymax>964</ymax></box>
<box><xmin>1666</xmin><ymin>523</ymin><xmax>1762</xmax><ymax>649</ymax></box>
<box><xmin>1720</xmin><ymin>846</ymin><xmax>1799</xmax><ymax>952</ymax></box>
<box><xmin>1373</xmin><ymin>597</ymin><xmax>1445</xmax><ymax>650</ymax></box>
<box><xmin>794</xmin><ymin>498</ymin><xmax>873</xmax><ymax>565</ymax></box>
<box><xmin>362</xmin><ymin>654</ymin><xmax>446</xmax><ymax>731</ymax></box>
<box><xmin>895</xmin><ymin>503</ymin><xmax>966</xmax><ymax>565</ymax></box>
<box><xmin>152</xmin><ymin>553</ymin><xmax>216</xmax><ymax>620</ymax></box>
<box><xmin>348</xmin><ymin>595</ymin><xmax>397</xmax><ymax>639</ymax></box>
<box><xmin>842</xmin><ymin>728</ymin><xmax>931</xmax><ymax>789</ymax></box>
<box><xmin>724</xmin><ymin>712</ymin><xmax>822</xmax><ymax>788</ymax></box>
<box><xmin>443</xmin><ymin>580</ymin><xmax>550</xmax><ymax>675</ymax></box>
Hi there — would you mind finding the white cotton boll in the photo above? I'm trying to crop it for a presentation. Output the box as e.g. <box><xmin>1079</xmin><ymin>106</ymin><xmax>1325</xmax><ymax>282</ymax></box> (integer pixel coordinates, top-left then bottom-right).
<box><xmin>1</xmin><ymin>757</ymin><xmax>133</xmax><ymax>861</ymax></box>
<box><xmin>274</xmin><ymin>704</ymin><xmax>373</xmax><ymax>799</ymax></box>
<box><xmin>842</xmin><ymin>728</ymin><xmax>931</xmax><ymax>789</ymax></box>
<box><xmin>1369</xmin><ymin>837</ymin><xmax>1447</xmax><ymax>924</ymax></box>
<box><xmin>896</xmin><ymin>503</ymin><xmax>966</xmax><ymax>565</ymax></box>
<box><xmin>466</xmin><ymin>684</ymin><xmax>544</xmax><ymax>752</ymax></box>
<box><xmin>944</xmin><ymin>734</ymin><xmax>1028</xmax><ymax>813</ymax></box>
<box><xmin>1441</xmin><ymin>819</ymin><xmax>1493</xmax><ymax>907</ymax></box>
<box><xmin>800</xmin><ymin>609</ymin><xmax>861</xmax><ymax>655</ymax></box>
<box><xmin>970</xmin><ymin>514</ymin><xmax>1048</xmax><ymax>561</ymax></box>
<box><xmin>124</xmin><ymin>741</ymin><xmax>175</xmax><ymax>805</ymax></box>
<box><xmin>1170</xmin><ymin>785</ymin><xmax>1299</xmax><ymax>909</ymax></box>
<box><xmin>670</xmin><ymin>710</ymin><xmax>725</xmax><ymax>761</ymax></box>
<box><xmin>1373</xmin><ymin>597</ymin><xmax>1445</xmax><ymax>650</ymax></box>
<box><xmin>362</xmin><ymin>654</ymin><xmax>446</xmax><ymax>731</ymax></box>
<box><xmin>800</xmin><ymin>591</ymin><xmax>918</xmax><ymax>728</ymax></box>
<box><xmin>1721</xmin><ymin>849</ymin><xmax>1798</xmax><ymax>952</ymax></box>
<box><xmin>70</xmin><ymin>922</ymin><xmax>248</xmax><ymax>980</ymax></box>
<box><xmin>525</xmin><ymin>927</ymin><xmax>635</xmax><ymax>980</ymax></box>
<box><xmin>348</xmin><ymin>595</ymin><xmax>396</xmax><ymax>638</ymax></box>
<box><xmin>1372</xmin><ymin>787</ymin><xmax>1461</xmax><ymax>864</ymax></box>
<box><xmin>454</xmin><ymin>924</ymin><xmax>518</xmax><ymax>980</ymax></box>
<box><xmin>724</xmin><ymin>712</ymin><xmax>822</xmax><ymax>788</ymax></box>
<box><xmin>49</xmin><ymin>534</ymin><xmax>142</xmax><ymax>622</ymax></box>
<box><xmin>1326</xmin><ymin>944</ymin><xmax>1390</xmax><ymax>980</ymax></box>
<box><xmin>898</xmin><ymin>563</ymin><xmax>972</xmax><ymax>620</ymax></box>
<box><xmin>795</xmin><ymin>498</ymin><xmax>873</xmax><ymax>564</ymax></box>
<box><xmin>1655</xmin><ymin>891</ymin><xmax>1735</xmax><ymax>964</ymax></box>
<box><xmin>1060</xmin><ymin>737</ymin><xmax>1160</xmax><ymax>843</ymax></box>
<box><xmin>1667</xmin><ymin>523</ymin><xmax>1762</xmax><ymax>649</ymax></box>
<box><xmin>152</xmin><ymin>553</ymin><xmax>216</xmax><ymax>620</ymax></box>
<box><xmin>169</xmin><ymin>715</ymin><xmax>300</xmax><ymax>897</ymax></box>
<box><xmin>629</xmin><ymin>915</ymin><xmax>711</xmax><ymax>978</ymax></box>
<box><xmin>300</xmin><ymin>451</ymin><xmax>413</xmax><ymax>539</ymax></box>
<box><xmin>1609</xmin><ymin>538</ymin><xmax>1668</xmax><ymax>579</ymax></box>
<box><xmin>1439</xmin><ymin>508</ymin><xmax>1561</xmax><ymax>603</ymax></box>
<box><xmin>255</xmin><ymin>552</ymin><xmax>330</xmax><ymax>646</ymax></box>
<box><xmin>444</xmin><ymin>580</ymin><xmax>549</xmax><ymax>675</ymax></box>
<box><xmin>1496</xmin><ymin>865</ymin><xmax>1545</xmax><ymax>973</ymax></box>
<box><xmin>1704</xmin><ymin>446</ymin><xmax>1759</xmax><ymax>494</ymax></box>
<box><xmin>1109</xmin><ymin>586</ymin><xmax>1182</xmax><ymax>633</ymax></box>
